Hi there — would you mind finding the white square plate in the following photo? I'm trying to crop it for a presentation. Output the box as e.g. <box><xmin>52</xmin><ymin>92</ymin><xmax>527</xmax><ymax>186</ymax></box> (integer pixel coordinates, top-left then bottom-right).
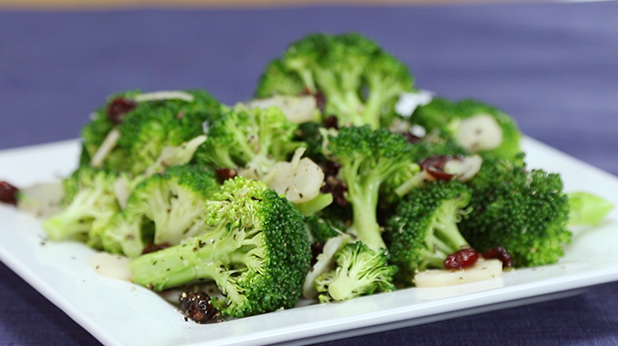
<box><xmin>0</xmin><ymin>137</ymin><xmax>617</xmax><ymax>346</ymax></box>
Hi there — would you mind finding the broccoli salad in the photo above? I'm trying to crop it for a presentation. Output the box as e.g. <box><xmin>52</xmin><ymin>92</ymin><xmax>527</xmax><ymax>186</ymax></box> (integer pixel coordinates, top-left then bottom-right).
<box><xmin>1</xmin><ymin>32</ymin><xmax>614</xmax><ymax>324</ymax></box>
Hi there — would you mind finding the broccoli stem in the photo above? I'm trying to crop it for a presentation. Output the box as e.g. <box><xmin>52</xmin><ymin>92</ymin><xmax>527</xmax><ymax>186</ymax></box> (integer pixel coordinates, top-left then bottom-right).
<box><xmin>429</xmin><ymin>200</ymin><xmax>469</xmax><ymax>252</ymax></box>
<box><xmin>346</xmin><ymin>171</ymin><xmax>386</xmax><ymax>250</ymax></box>
<box><xmin>129</xmin><ymin>226</ymin><xmax>245</xmax><ymax>291</ymax></box>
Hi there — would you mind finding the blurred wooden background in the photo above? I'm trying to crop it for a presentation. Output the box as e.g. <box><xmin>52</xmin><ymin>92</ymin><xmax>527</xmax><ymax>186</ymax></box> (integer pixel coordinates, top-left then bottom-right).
<box><xmin>0</xmin><ymin>0</ymin><xmax>550</xmax><ymax>9</ymax></box>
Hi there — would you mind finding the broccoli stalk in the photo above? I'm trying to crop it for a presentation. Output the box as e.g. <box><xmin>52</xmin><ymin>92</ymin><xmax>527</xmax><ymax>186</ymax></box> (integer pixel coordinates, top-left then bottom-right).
<box><xmin>328</xmin><ymin>126</ymin><xmax>415</xmax><ymax>250</ymax></box>
<box><xmin>385</xmin><ymin>180</ymin><xmax>472</xmax><ymax>282</ymax></box>
<box><xmin>129</xmin><ymin>177</ymin><xmax>312</xmax><ymax>318</ymax></box>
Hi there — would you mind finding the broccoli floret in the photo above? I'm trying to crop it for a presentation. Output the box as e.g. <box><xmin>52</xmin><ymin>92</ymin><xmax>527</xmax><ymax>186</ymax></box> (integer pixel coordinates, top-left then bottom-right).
<box><xmin>327</xmin><ymin>125</ymin><xmax>415</xmax><ymax>250</ymax></box>
<box><xmin>459</xmin><ymin>159</ymin><xmax>571</xmax><ymax>267</ymax></box>
<box><xmin>194</xmin><ymin>105</ymin><xmax>302</xmax><ymax>179</ymax></box>
<box><xmin>42</xmin><ymin>166</ymin><xmax>121</xmax><ymax>249</ymax></box>
<box><xmin>256</xmin><ymin>32</ymin><xmax>414</xmax><ymax>129</ymax></box>
<box><xmin>128</xmin><ymin>176</ymin><xmax>312</xmax><ymax>318</ymax></box>
<box><xmin>385</xmin><ymin>180</ymin><xmax>472</xmax><ymax>282</ymax></box>
<box><xmin>412</xmin><ymin>97</ymin><xmax>522</xmax><ymax>163</ymax></box>
<box><xmin>101</xmin><ymin>165</ymin><xmax>220</xmax><ymax>258</ymax></box>
<box><xmin>81</xmin><ymin>89</ymin><xmax>221</xmax><ymax>175</ymax></box>
<box><xmin>315</xmin><ymin>241</ymin><xmax>397</xmax><ymax>302</ymax></box>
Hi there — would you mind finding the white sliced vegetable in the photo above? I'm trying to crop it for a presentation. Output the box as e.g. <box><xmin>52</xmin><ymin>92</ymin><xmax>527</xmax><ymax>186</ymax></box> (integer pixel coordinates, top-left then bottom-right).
<box><xmin>455</xmin><ymin>114</ymin><xmax>503</xmax><ymax>152</ymax></box>
<box><xmin>395</xmin><ymin>90</ymin><xmax>434</xmax><ymax>117</ymax></box>
<box><xmin>90</xmin><ymin>128</ymin><xmax>121</xmax><ymax>168</ymax></box>
<box><xmin>264</xmin><ymin>148</ymin><xmax>325</xmax><ymax>204</ymax></box>
<box><xmin>444</xmin><ymin>155</ymin><xmax>483</xmax><ymax>182</ymax></box>
<box><xmin>414</xmin><ymin>258</ymin><xmax>503</xmax><ymax>288</ymax></box>
<box><xmin>248</xmin><ymin>95</ymin><xmax>319</xmax><ymax>124</ymax></box>
<box><xmin>17</xmin><ymin>181</ymin><xmax>64</xmax><ymax>219</ymax></box>
<box><xmin>144</xmin><ymin>135</ymin><xmax>207</xmax><ymax>177</ymax></box>
<box><xmin>89</xmin><ymin>252</ymin><xmax>132</xmax><ymax>281</ymax></box>
<box><xmin>302</xmin><ymin>234</ymin><xmax>351</xmax><ymax>299</ymax></box>
<box><xmin>134</xmin><ymin>90</ymin><xmax>194</xmax><ymax>103</ymax></box>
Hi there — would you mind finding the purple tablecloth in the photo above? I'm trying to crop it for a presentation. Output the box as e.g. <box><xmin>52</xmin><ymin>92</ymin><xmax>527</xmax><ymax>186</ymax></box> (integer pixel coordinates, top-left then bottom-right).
<box><xmin>1</xmin><ymin>2</ymin><xmax>618</xmax><ymax>345</ymax></box>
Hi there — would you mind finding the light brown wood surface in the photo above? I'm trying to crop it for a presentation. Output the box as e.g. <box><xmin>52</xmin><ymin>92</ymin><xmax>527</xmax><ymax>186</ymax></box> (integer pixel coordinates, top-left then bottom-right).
<box><xmin>0</xmin><ymin>0</ymin><xmax>548</xmax><ymax>9</ymax></box>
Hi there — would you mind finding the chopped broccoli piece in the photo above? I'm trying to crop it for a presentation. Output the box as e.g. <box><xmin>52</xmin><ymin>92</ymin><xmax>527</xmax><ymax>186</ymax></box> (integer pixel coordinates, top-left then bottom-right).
<box><xmin>129</xmin><ymin>176</ymin><xmax>312</xmax><ymax>318</ymax></box>
<box><xmin>101</xmin><ymin>165</ymin><xmax>220</xmax><ymax>258</ymax></box>
<box><xmin>459</xmin><ymin>159</ymin><xmax>571</xmax><ymax>267</ymax></box>
<box><xmin>42</xmin><ymin>166</ymin><xmax>121</xmax><ymax>249</ymax></box>
<box><xmin>412</xmin><ymin>97</ymin><xmax>523</xmax><ymax>163</ymax></box>
<box><xmin>315</xmin><ymin>241</ymin><xmax>397</xmax><ymax>302</ymax></box>
<box><xmin>81</xmin><ymin>89</ymin><xmax>221</xmax><ymax>175</ymax></box>
<box><xmin>385</xmin><ymin>180</ymin><xmax>472</xmax><ymax>282</ymax></box>
<box><xmin>327</xmin><ymin>125</ymin><xmax>415</xmax><ymax>250</ymax></box>
<box><xmin>194</xmin><ymin>105</ymin><xmax>302</xmax><ymax>178</ymax></box>
<box><xmin>567</xmin><ymin>191</ymin><xmax>614</xmax><ymax>227</ymax></box>
<box><xmin>256</xmin><ymin>32</ymin><xmax>414</xmax><ymax>129</ymax></box>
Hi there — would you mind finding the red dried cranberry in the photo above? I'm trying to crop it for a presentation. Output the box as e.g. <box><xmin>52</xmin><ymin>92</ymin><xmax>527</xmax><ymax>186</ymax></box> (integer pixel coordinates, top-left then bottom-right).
<box><xmin>179</xmin><ymin>291</ymin><xmax>220</xmax><ymax>324</ymax></box>
<box><xmin>402</xmin><ymin>132</ymin><xmax>422</xmax><ymax>144</ymax></box>
<box><xmin>0</xmin><ymin>181</ymin><xmax>19</xmax><ymax>206</ymax></box>
<box><xmin>444</xmin><ymin>247</ymin><xmax>480</xmax><ymax>270</ymax></box>
<box><xmin>324</xmin><ymin>115</ymin><xmax>339</xmax><ymax>130</ymax></box>
<box><xmin>314</xmin><ymin>91</ymin><xmax>327</xmax><ymax>114</ymax></box>
<box><xmin>483</xmin><ymin>246</ymin><xmax>514</xmax><ymax>268</ymax></box>
<box><xmin>141</xmin><ymin>242</ymin><xmax>171</xmax><ymax>255</ymax></box>
<box><xmin>215</xmin><ymin>168</ymin><xmax>237</xmax><ymax>183</ymax></box>
<box><xmin>107</xmin><ymin>97</ymin><xmax>137</xmax><ymax>124</ymax></box>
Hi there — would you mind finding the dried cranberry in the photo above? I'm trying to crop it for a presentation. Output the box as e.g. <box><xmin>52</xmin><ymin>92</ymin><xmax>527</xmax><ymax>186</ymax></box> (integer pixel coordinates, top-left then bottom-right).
<box><xmin>141</xmin><ymin>242</ymin><xmax>170</xmax><ymax>255</ymax></box>
<box><xmin>0</xmin><ymin>181</ymin><xmax>19</xmax><ymax>206</ymax></box>
<box><xmin>310</xmin><ymin>242</ymin><xmax>325</xmax><ymax>266</ymax></box>
<box><xmin>402</xmin><ymin>132</ymin><xmax>422</xmax><ymax>144</ymax></box>
<box><xmin>215</xmin><ymin>168</ymin><xmax>237</xmax><ymax>183</ymax></box>
<box><xmin>314</xmin><ymin>91</ymin><xmax>327</xmax><ymax>114</ymax></box>
<box><xmin>179</xmin><ymin>291</ymin><xmax>220</xmax><ymax>324</ymax></box>
<box><xmin>420</xmin><ymin>154</ymin><xmax>463</xmax><ymax>181</ymax></box>
<box><xmin>483</xmin><ymin>246</ymin><xmax>514</xmax><ymax>268</ymax></box>
<box><xmin>323</xmin><ymin>115</ymin><xmax>339</xmax><ymax>130</ymax></box>
<box><xmin>107</xmin><ymin>97</ymin><xmax>137</xmax><ymax>124</ymax></box>
<box><xmin>444</xmin><ymin>247</ymin><xmax>480</xmax><ymax>270</ymax></box>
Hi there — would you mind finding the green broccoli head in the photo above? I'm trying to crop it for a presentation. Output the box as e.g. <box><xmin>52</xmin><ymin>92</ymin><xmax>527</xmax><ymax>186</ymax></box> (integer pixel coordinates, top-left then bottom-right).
<box><xmin>101</xmin><ymin>165</ymin><xmax>219</xmax><ymax>258</ymax></box>
<box><xmin>128</xmin><ymin>176</ymin><xmax>312</xmax><ymax>318</ymax></box>
<box><xmin>42</xmin><ymin>166</ymin><xmax>121</xmax><ymax>249</ymax></box>
<box><xmin>194</xmin><ymin>105</ymin><xmax>301</xmax><ymax>178</ymax></box>
<box><xmin>256</xmin><ymin>32</ymin><xmax>414</xmax><ymax>129</ymax></box>
<box><xmin>315</xmin><ymin>241</ymin><xmax>397</xmax><ymax>302</ymax></box>
<box><xmin>81</xmin><ymin>89</ymin><xmax>221</xmax><ymax>175</ymax></box>
<box><xmin>412</xmin><ymin>97</ymin><xmax>522</xmax><ymax>163</ymax></box>
<box><xmin>385</xmin><ymin>180</ymin><xmax>472</xmax><ymax>282</ymax></box>
<box><xmin>459</xmin><ymin>159</ymin><xmax>571</xmax><ymax>267</ymax></box>
<box><xmin>328</xmin><ymin>125</ymin><xmax>416</xmax><ymax>250</ymax></box>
